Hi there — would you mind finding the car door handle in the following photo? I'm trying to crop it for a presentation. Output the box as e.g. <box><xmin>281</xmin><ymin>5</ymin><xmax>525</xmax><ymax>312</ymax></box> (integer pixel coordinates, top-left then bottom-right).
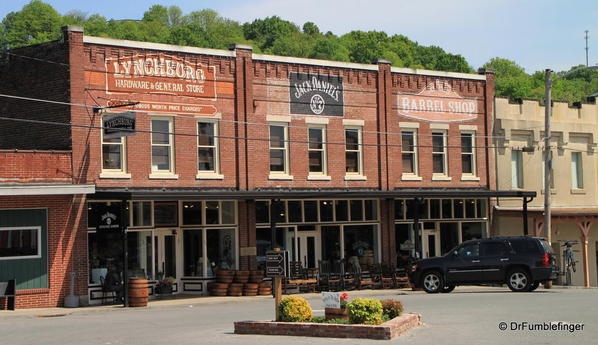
<box><xmin>500</xmin><ymin>258</ymin><xmax>509</xmax><ymax>261</ymax></box>
<box><xmin>471</xmin><ymin>260</ymin><xmax>480</xmax><ymax>263</ymax></box>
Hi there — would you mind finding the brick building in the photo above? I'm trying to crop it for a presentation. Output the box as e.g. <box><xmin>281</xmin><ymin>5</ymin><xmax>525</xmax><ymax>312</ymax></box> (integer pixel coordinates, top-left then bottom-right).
<box><xmin>0</xmin><ymin>26</ymin><xmax>533</xmax><ymax>307</ymax></box>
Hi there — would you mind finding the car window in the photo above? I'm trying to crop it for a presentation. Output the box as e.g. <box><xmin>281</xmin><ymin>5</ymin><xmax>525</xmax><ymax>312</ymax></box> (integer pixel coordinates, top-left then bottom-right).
<box><xmin>539</xmin><ymin>239</ymin><xmax>554</xmax><ymax>254</ymax></box>
<box><xmin>457</xmin><ymin>242</ymin><xmax>479</xmax><ymax>257</ymax></box>
<box><xmin>509</xmin><ymin>239</ymin><xmax>541</xmax><ymax>254</ymax></box>
<box><xmin>481</xmin><ymin>242</ymin><xmax>508</xmax><ymax>257</ymax></box>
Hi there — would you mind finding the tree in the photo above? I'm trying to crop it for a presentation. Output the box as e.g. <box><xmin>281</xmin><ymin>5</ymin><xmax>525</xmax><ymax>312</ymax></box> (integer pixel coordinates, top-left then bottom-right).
<box><xmin>482</xmin><ymin>57</ymin><xmax>527</xmax><ymax>78</ymax></box>
<box><xmin>142</xmin><ymin>5</ymin><xmax>169</xmax><ymax>25</ymax></box>
<box><xmin>302</xmin><ymin>22</ymin><xmax>320</xmax><ymax>35</ymax></box>
<box><xmin>0</xmin><ymin>0</ymin><xmax>63</xmax><ymax>49</ymax></box>
<box><xmin>242</xmin><ymin>16</ymin><xmax>299</xmax><ymax>51</ymax></box>
<box><xmin>309</xmin><ymin>36</ymin><xmax>350</xmax><ymax>61</ymax></box>
<box><xmin>340</xmin><ymin>31</ymin><xmax>388</xmax><ymax>64</ymax></box>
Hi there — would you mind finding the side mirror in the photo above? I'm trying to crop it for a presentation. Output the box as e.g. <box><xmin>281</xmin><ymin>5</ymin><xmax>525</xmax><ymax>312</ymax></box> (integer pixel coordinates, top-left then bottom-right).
<box><xmin>452</xmin><ymin>251</ymin><xmax>459</xmax><ymax>257</ymax></box>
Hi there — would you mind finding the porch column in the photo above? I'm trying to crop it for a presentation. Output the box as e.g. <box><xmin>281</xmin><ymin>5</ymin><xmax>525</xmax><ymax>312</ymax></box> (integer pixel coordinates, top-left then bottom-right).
<box><xmin>576</xmin><ymin>221</ymin><xmax>592</xmax><ymax>287</ymax></box>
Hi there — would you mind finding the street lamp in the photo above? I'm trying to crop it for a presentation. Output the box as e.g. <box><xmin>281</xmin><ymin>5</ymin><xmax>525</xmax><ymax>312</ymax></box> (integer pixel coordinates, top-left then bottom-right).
<box><xmin>543</xmin><ymin>65</ymin><xmax>598</xmax><ymax>244</ymax></box>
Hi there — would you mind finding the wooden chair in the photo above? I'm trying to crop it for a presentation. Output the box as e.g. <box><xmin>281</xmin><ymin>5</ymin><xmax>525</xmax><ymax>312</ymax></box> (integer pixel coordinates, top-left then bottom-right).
<box><xmin>341</xmin><ymin>260</ymin><xmax>359</xmax><ymax>291</ymax></box>
<box><xmin>317</xmin><ymin>260</ymin><xmax>342</xmax><ymax>291</ymax></box>
<box><xmin>302</xmin><ymin>268</ymin><xmax>318</xmax><ymax>293</ymax></box>
<box><xmin>380</xmin><ymin>263</ymin><xmax>396</xmax><ymax>289</ymax></box>
<box><xmin>358</xmin><ymin>264</ymin><xmax>382</xmax><ymax>290</ymax></box>
<box><xmin>283</xmin><ymin>261</ymin><xmax>305</xmax><ymax>294</ymax></box>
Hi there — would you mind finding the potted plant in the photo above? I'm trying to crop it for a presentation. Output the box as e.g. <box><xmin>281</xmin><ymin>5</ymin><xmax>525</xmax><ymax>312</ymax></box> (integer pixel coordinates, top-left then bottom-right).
<box><xmin>155</xmin><ymin>276</ymin><xmax>176</xmax><ymax>296</ymax></box>
<box><xmin>324</xmin><ymin>293</ymin><xmax>350</xmax><ymax>320</ymax></box>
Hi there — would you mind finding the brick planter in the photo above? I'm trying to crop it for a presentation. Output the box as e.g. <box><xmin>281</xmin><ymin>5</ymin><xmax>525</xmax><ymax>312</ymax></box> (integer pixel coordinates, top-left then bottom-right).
<box><xmin>234</xmin><ymin>313</ymin><xmax>421</xmax><ymax>340</ymax></box>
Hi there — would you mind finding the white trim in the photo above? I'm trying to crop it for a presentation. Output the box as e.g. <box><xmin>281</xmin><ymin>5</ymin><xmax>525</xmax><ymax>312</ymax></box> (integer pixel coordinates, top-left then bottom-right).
<box><xmin>344</xmin><ymin>175</ymin><xmax>367</xmax><ymax>181</ymax></box>
<box><xmin>401</xmin><ymin>129</ymin><xmax>419</xmax><ymax>176</ymax></box>
<box><xmin>432</xmin><ymin>175</ymin><xmax>452</xmax><ymax>181</ymax></box>
<box><xmin>430</xmin><ymin>123</ymin><xmax>450</xmax><ymax>130</ymax></box>
<box><xmin>83</xmin><ymin>36</ymin><xmax>235</xmax><ymax>57</ymax></box>
<box><xmin>151</xmin><ymin>117</ymin><xmax>176</xmax><ymax>174</ymax></box>
<box><xmin>266</xmin><ymin>115</ymin><xmax>292</xmax><ymax>123</ymax></box>
<box><xmin>0</xmin><ymin>226</ymin><xmax>42</xmax><ymax>260</ymax></box>
<box><xmin>307</xmin><ymin>125</ymin><xmax>328</xmax><ymax>176</ymax></box>
<box><xmin>307</xmin><ymin>175</ymin><xmax>332</xmax><ymax>181</ymax></box>
<box><xmin>342</xmin><ymin>119</ymin><xmax>365</xmax><ymax>126</ymax></box>
<box><xmin>460</xmin><ymin>175</ymin><xmax>481</xmax><ymax>181</ymax></box>
<box><xmin>195</xmin><ymin>172</ymin><xmax>224</xmax><ymax>180</ymax></box>
<box><xmin>197</xmin><ymin>120</ymin><xmax>221</xmax><ymax>175</ymax></box>
<box><xmin>399</xmin><ymin>122</ymin><xmax>420</xmax><ymax>129</ymax></box>
<box><xmin>149</xmin><ymin>173</ymin><xmax>179</xmax><ymax>179</ymax></box>
<box><xmin>268</xmin><ymin>173</ymin><xmax>294</xmax><ymax>180</ymax></box>
<box><xmin>401</xmin><ymin>174</ymin><xmax>423</xmax><ymax>181</ymax></box>
<box><xmin>459</xmin><ymin>125</ymin><xmax>478</xmax><ymax>131</ymax></box>
<box><xmin>99</xmin><ymin>172</ymin><xmax>131</xmax><ymax>179</ymax></box>
<box><xmin>0</xmin><ymin>184</ymin><xmax>95</xmax><ymax>196</ymax></box>
<box><xmin>253</xmin><ymin>53</ymin><xmax>378</xmax><ymax>71</ymax></box>
<box><xmin>390</xmin><ymin>66</ymin><xmax>487</xmax><ymax>80</ymax></box>
<box><xmin>304</xmin><ymin>117</ymin><xmax>330</xmax><ymax>125</ymax></box>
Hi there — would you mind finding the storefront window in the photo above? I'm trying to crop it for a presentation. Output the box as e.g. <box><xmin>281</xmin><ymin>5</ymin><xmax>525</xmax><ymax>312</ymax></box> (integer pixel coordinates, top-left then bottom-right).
<box><xmin>131</xmin><ymin>201</ymin><xmax>152</xmax><ymax>227</ymax></box>
<box><xmin>364</xmin><ymin>200</ymin><xmax>377</xmax><ymax>220</ymax></box>
<box><xmin>462</xmin><ymin>222</ymin><xmax>484</xmax><ymax>241</ymax></box>
<box><xmin>430</xmin><ymin>200</ymin><xmax>440</xmax><ymax>219</ymax></box>
<box><xmin>344</xmin><ymin>225</ymin><xmax>376</xmax><ymax>267</ymax></box>
<box><xmin>320</xmin><ymin>200</ymin><xmax>333</xmax><ymax>221</ymax></box>
<box><xmin>465</xmin><ymin>199</ymin><xmax>476</xmax><ymax>218</ymax></box>
<box><xmin>453</xmin><ymin>199</ymin><xmax>464</xmax><ymax>218</ymax></box>
<box><xmin>88</xmin><ymin>231</ymin><xmax>123</xmax><ymax>285</ymax></box>
<box><xmin>440</xmin><ymin>223</ymin><xmax>459</xmax><ymax>255</ymax></box>
<box><xmin>476</xmin><ymin>199</ymin><xmax>487</xmax><ymax>218</ymax></box>
<box><xmin>256</xmin><ymin>201</ymin><xmax>269</xmax><ymax>224</ymax></box>
<box><xmin>288</xmin><ymin>201</ymin><xmax>302</xmax><ymax>222</ymax></box>
<box><xmin>304</xmin><ymin>201</ymin><xmax>317</xmax><ymax>222</ymax></box>
<box><xmin>321</xmin><ymin>226</ymin><xmax>341</xmax><ymax>261</ymax></box>
<box><xmin>442</xmin><ymin>199</ymin><xmax>452</xmax><ymax>218</ymax></box>
<box><xmin>205</xmin><ymin>202</ymin><xmax>219</xmax><ymax>224</ymax></box>
<box><xmin>335</xmin><ymin>200</ymin><xmax>348</xmax><ymax>221</ymax></box>
<box><xmin>154</xmin><ymin>202</ymin><xmax>178</xmax><ymax>227</ymax></box>
<box><xmin>127</xmin><ymin>231</ymin><xmax>153</xmax><ymax>279</ymax></box>
<box><xmin>394</xmin><ymin>200</ymin><xmax>405</xmax><ymax>220</ymax></box>
<box><xmin>183</xmin><ymin>230</ymin><xmax>203</xmax><ymax>276</ymax></box>
<box><xmin>88</xmin><ymin>202</ymin><xmax>127</xmax><ymax>229</ymax></box>
<box><xmin>221</xmin><ymin>201</ymin><xmax>236</xmax><ymax>224</ymax></box>
<box><xmin>182</xmin><ymin>202</ymin><xmax>202</xmax><ymax>225</ymax></box>
<box><xmin>350</xmin><ymin>200</ymin><xmax>363</xmax><ymax>221</ymax></box>
<box><xmin>206</xmin><ymin>229</ymin><xmax>235</xmax><ymax>274</ymax></box>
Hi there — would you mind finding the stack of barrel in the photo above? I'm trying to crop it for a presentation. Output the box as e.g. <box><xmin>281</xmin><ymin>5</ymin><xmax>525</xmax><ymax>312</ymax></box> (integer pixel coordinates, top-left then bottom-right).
<box><xmin>207</xmin><ymin>269</ymin><xmax>272</xmax><ymax>296</ymax></box>
<box><xmin>258</xmin><ymin>281</ymin><xmax>272</xmax><ymax>295</ymax></box>
<box><xmin>207</xmin><ymin>269</ymin><xmax>235</xmax><ymax>296</ymax></box>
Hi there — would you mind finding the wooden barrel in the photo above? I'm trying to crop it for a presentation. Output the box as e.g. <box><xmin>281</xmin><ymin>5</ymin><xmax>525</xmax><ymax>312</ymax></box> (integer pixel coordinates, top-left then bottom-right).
<box><xmin>207</xmin><ymin>282</ymin><xmax>229</xmax><ymax>296</ymax></box>
<box><xmin>234</xmin><ymin>270</ymin><xmax>250</xmax><ymax>283</ymax></box>
<box><xmin>258</xmin><ymin>281</ymin><xmax>272</xmax><ymax>295</ymax></box>
<box><xmin>249</xmin><ymin>270</ymin><xmax>265</xmax><ymax>283</ymax></box>
<box><xmin>228</xmin><ymin>283</ymin><xmax>244</xmax><ymax>296</ymax></box>
<box><xmin>243</xmin><ymin>283</ymin><xmax>258</xmax><ymax>296</ymax></box>
<box><xmin>128</xmin><ymin>278</ymin><xmax>149</xmax><ymax>307</ymax></box>
<box><xmin>325</xmin><ymin>307</ymin><xmax>349</xmax><ymax>320</ymax></box>
<box><xmin>216</xmin><ymin>270</ymin><xmax>235</xmax><ymax>283</ymax></box>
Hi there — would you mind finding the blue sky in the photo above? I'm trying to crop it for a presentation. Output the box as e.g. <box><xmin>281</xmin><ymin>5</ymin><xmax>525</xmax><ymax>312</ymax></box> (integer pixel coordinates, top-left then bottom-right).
<box><xmin>1</xmin><ymin>0</ymin><xmax>597</xmax><ymax>73</ymax></box>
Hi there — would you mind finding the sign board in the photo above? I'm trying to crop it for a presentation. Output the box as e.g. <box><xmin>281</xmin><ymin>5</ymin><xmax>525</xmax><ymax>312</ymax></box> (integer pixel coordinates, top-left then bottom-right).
<box><xmin>266</xmin><ymin>250</ymin><xmax>288</xmax><ymax>277</ymax></box>
<box><xmin>290</xmin><ymin>72</ymin><xmax>344</xmax><ymax>117</ymax></box>
<box><xmin>103</xmin><ymin>112</ymin><xmax>136</xmax><ymax>139</ymax></box>
<box><xmin>321</xmin><ymin>292</ymin><xmax>341</xmax><ymax>309</ymax></box>
<box><xmin>400</xmin><ymin>241</ymin><xmax>415</xmax><ymax>251</ymax></box>
<box><xmin>96</xmin><ymin>203</ymin><xmax>123</xmax><ymax>232</ymax></box>
<box><xmin>397</xmin><ymin>79</ymin><xmax>482</xmax><ymax>122</ymax></box>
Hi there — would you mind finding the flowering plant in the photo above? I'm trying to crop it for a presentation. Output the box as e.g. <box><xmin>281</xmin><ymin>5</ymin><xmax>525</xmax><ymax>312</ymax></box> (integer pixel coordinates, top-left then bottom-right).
<box><xmin>340</xmin><ymin>293</ymin><xmax>349</xmax><ymax>308</ymax></box>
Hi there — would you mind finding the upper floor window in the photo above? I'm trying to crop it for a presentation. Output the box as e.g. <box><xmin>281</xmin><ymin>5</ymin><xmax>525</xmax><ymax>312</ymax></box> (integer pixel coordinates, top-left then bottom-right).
<box><xmin>571</xmin><ymin>152</ymin><xmax>583</xmax><ymax>189</ymax></box>
<box><xmin>511</xmin><ymin>150</ymin><xmax>523</xmax><ymax>188</ymax></box>
<box><xmin>461</xmin><ymin>132</ymin><xmax>476</xmax><ymax>175</ymax></box>
<box><xmin>401</xmin><ymin>130</ymin><xmax>418</xmax><ymax>175</ymax></box>
<box><xmin>345</xmin><ymin>127</ymin><xmax>363</xmax><ymax>175</ymax></box>
<box><xmin>197</xmin><ymin>121</ymin><xmax>219</xmax><ymax>174</ymax></box>
<box><xmin>432</xmin><ymin>131</ymin><xmax>447</xmax><ymax>175</ymax></box>
<box><xmin>308</xmin><ymin>126</ymin><xmax>327</xmax><ymax>176</ymax></box>
<box><xmin>151</xmin><ymin>118</ymin><xmax>174</xmax><ymax>174</ymax></box>
<box><xmin>269</xmin><ymin>124</ymin><xmax>289</xmax><ymax>174</ymax></box>
<box><xmin>101</xmin><ymin>116</ymin><xmax>126</xmax><ymax>174</ymax></box>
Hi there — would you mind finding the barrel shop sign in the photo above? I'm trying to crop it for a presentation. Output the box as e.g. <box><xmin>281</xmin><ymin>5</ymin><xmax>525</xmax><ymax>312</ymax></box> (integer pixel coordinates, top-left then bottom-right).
<box><xmin>103</xmin><ymin>112</ymin><xmax>136</xmax><ymax>139</ymax></box>
<box><xmin>290</xmin><ymin>72</ymin><xmax>344</xmax><ymax>117</ymax></box>
<box><xmin>397</xmin><ymin>79</ymin><xmax>482</xmax><ymax>122</ymax></box>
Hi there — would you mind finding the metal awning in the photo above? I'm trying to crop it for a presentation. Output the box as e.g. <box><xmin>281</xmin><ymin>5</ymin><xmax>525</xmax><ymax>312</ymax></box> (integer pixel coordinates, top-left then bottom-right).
<box><xmin>89</xmin><ymin>187</ymin><xmax>536</xmax><ymax>200</ymax></box>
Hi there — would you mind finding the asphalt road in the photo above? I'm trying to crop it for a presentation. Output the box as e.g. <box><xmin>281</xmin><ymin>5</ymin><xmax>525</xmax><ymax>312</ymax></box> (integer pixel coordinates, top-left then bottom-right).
<box><xmin>0</xmin><ymin>287</ymin><xmax>596</xmax><ymax>345</ymax></box>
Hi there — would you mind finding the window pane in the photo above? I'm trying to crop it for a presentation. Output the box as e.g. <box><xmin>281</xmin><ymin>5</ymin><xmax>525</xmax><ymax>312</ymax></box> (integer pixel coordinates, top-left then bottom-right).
<box><xmin>462</xmin><ymin>222</ymin><xmax>484</xmax><ymax>241</ymax></box>
<box><xmin>402</xmin><ymin>132</ymin><xmax>414</xmax><ymax>150</ymax></box>
<box><xmin>321</xmin><ymin>226</ymin><xmax>341</xmax><ymax>261</ymax></box>
<box><xmin>152</xmin><ymin>146</ymin><xmax>171</xmax><ymax>171</ymax></box>
<box><xmin>465</xmin><ymin>199</ymin><xmax>476</xmax><ymax>218</ymax></box>
<box><xmin>335</xmin><ymin>200</ymin><xmax>348</xmax><ymax>221</ymax></box>
<box><xmin>320</xmin><ymin>200</ymin><xmax>333</xmax><ymax>222</ymax></box>
<box><xmin>303</xmin><ymin>201</ymin><xmax>317</xmax><ymax>222</ymax></box>
<box><xmin>198</xmin><ymin>122</ymin><xmax>214</xmax><ymax>146</ymax></box>
<box><xmin>453</xmin><ymin>199</ymin><xmax>464</xmax><ymax>218</ymax></box>
<box><xmin>127</xmin><ymin>231</ymin><xmax>152</xmax><ymax>279</ymax></box>
<box><xmin>430</xmin><ymin>199</ymin><xmax>440</xmax><ymax>219</ymax></box>
<box><xmin>345</xmin><ymin>129</ymin><xmax>359</xmax><ymax>150</ymax></box>
<box><xmin>402</xmin><ymin>153</ymin><xmax>414</xmax><ymax>173</ymax></box>
<box><xmin>198</xmin><ymin>147</ymin><xmax>215</xmax><ymax>171</ymax></box>
<box><xmin>433</xmin><ymin>154</ymin><xmax>444</xmax><ymax>173</ymax></box>
<box><xmin>350</xmin><ymin>200</ymin><xmax>363</xmax><ymax>221</ymax></box>
<box><xmin>309</xmin><ymin>128</ymin><xmax>323</xmax><ymax>150</ymax></box>
<box><xmin>154</xmin><ymin>202</ymin><xmax>178</xmax><ymax>226</ymax></box>
<box><xmin>365</xmin><ymin>200</ymin><xmax>377</xmax><ymax>220</ymax></box>
<box><xmin>432</xmin><ymin>133</ymin><xmax>444</xmax><ymax>152</ymax></box>
<box><xmin>476</xmin><ymin>199</ymin><xmax>487</xmax><ymax>218</ymax></box>
<box><xmin>441</xmin><ymin>199</ymin><xmax>452</xmax><ymax>218</ymax></box>
<box><xmin>571</xmin><ymin>152</ymin><xmax>583</xmax><ymax>189</ymax></box>
<box><xmin>132</xmin><ymin>201</ymin><xmax>152</xmax><ymax>227</ymax></box>
<box><xmin>270</xmin><ymin>149</ymin><xmax>285</xmax><ymax>171</ymax></box>
<box><xmin>344</xmin><ymin>225</ymin><xmax>376</xmax><ymax>264</ymax></box>
<box><xmin>152</xmin><ymin>120</ymin><xmax>170</xmax><ymax>144</ymax></box>
<box><xmin>184</xmin><ymin>230</ymin><xmax>203</xmax><ymax>276</ymax></box>
<box><xmin>102</xmin><ymin>144</ymin><xmax>122</xmax><ymax>170</ymax></box>
<box><xmin>346</xmin><ymin>152</ymin><xmax>358</xmax><ymax>172</ymax></box>
<box><xmin>405</xmin><ymin>199</ymin><xmax>415</xmax><ymax>219</ymax></box>
<box><xmin>182</xmin><ymin>202</ymin><xmax>202</xmax><ymax>225</ymax></box>
<box><xmin>288</xmin><ymin>201</ymin><xmax>302</xmax><ymax>222</ymax></box>
<box><xmin>205</xmin><ymin>201</ymin><xmax>219</xmax><ymax>224</ymax></box>
<box><xmin>207</xmin><ymin>229</ymin><xmax>235</xmax><ymax>272</ymax></box>
<box><xmin>309</xmin><ymin>151</ymin><xmax>323</xmax><ymax>172</ymax></box>
<box><xmin>462</xmin><ymin>155</ymin><xmax>473</xmax><ymax>174</ymax></box>
<box><xmin>255</xmin><ymin>201</ymin><xmax>270</xmax><ymax>224</ymax></box>
<box><xmin>440</xmin><ymin>223</ymin><xmax>459</xmax><ymax>255</ymax></box>
<box><xmin>394</xmin><ymin>200</ymin><xmax>405</xmax><ymax>220</ymax></box>
<box><xmin>461</xmin><ymin>134</ymin><xmax>472</xmax><ymax>153</ymax></box>
<box><xmin>88</xmin><ymin>231</ymin><xmax>124</xmax><ymax>284</ymax></box>
<box><xmin>270</xmin><ymin>126</ymin><xmax>285</xmax><ymax>148</ymax></box>
<box><xmin>0</xmin><ymin>228</ymin><xmax>38</xmax><ymax>257</ymax></box>
<box><xmin>221</xmin><ymin>201</ymin><xmax>235</xmax><ymax>224</ymax></box>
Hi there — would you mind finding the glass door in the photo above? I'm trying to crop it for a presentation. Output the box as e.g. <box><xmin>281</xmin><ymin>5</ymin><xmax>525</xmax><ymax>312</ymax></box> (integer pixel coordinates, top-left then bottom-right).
<box><xmin>154</xmin><ymin>229</ymin><xmax>180</xmax><ymax>290</ymax></box>
<box><xmin>296</xmin><ymin>230</ymin><xmax>320</xmax><ymax>269</ymax></box>
<box><xmin>422</xmin><ymin>229</ymin><xmax>440</xmax><ymax>258</ymax></box>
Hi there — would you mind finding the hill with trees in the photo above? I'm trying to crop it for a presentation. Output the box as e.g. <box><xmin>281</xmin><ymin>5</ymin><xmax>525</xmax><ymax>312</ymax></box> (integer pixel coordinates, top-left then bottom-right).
<box><xmin>1</xmin><ymin>1</ymin><xmax>596</xmax><ymax>103</ymax></box>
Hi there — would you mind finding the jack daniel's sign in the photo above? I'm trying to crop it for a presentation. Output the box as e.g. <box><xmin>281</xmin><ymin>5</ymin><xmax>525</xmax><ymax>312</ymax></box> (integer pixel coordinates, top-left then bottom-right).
<box><xmin>290</xmin><ymin>72</ymin><xmax>344</xmax><ymax>116</ymax></box>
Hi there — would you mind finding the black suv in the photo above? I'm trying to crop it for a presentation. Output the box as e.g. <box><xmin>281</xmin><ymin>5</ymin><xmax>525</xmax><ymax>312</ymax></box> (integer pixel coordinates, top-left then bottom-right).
<box><xmin>410</xmin><ymin>237</ymin><xmax>558</xmax><ymax>293</ymax></box>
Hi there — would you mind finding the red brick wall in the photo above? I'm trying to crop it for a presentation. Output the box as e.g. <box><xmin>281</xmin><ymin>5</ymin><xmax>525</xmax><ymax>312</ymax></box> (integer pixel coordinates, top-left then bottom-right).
<box><xmin>0</xmin><ymin>150</ymin><xmax>72</xmax><ymax>183</ymax></box>
<box><xmin>0</xmin><ymin>195</ymin><xmax>88</xmax><ymax>309</ymax></box>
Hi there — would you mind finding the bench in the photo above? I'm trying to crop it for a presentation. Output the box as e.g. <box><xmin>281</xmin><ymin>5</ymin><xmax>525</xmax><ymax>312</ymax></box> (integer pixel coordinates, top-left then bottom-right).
<box><xmin>0</xmin><ymin>279</ymin><xmax>16</xmax><ymax>310</ymax></box>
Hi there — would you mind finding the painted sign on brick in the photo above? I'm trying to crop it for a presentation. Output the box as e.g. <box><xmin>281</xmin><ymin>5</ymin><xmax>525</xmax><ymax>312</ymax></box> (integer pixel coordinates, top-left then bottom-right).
<box><xmin>290</xmin><ymin>72</ymin><xmax>344</xmax><ymax>116</ymax></box>
<box><xmin>397</xmin><ymin>79</ymin><xmax>481</xmax><ymax>122</ymax></box>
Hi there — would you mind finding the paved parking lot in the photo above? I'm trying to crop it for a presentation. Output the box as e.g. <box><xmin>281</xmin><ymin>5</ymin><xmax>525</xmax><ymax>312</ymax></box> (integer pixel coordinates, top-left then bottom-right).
<box><xmin>1</xmin><ymin>286</ymin><xmax>596</xmax><ymax>345</ymax></box>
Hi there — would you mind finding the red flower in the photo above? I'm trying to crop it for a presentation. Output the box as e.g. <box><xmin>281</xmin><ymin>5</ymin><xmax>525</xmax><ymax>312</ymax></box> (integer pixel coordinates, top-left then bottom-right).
<box><xmin>340</xmin><ymin>293</ymin><xmax>349</xmax><ymax>301</ymax></box>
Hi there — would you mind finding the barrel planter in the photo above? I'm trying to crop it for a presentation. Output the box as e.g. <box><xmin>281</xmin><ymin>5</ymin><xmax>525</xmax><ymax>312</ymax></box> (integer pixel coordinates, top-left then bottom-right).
<box><xmin>234</xmin><ymin>270</ymin><xmax>250</xmax><ymax>283</ymax></box>
<box><xmin>258</xmin><ymin>281</ymin><xmax>272</xmax><ymax>295</ymax></box>
<box><xmin>128</xmin><ymin>278</ymin><xmax>149</xmax><ymax>307</ymax></box>
<box><xmin>243</xmin><ymin>283</ymin><xmax>259</xmax><ymax>296</ymax></box>
<box><xmin>216</xmin><ymin>270</ymin><xmax>235</xmax><ymax>283</ymax></box>
<box><xmin>249</xmin><ymin>270</ymin><xmax>265</xmax><ymax>283</ymax></box>
<box><xmin>207</xmin><ymin>282</ymin><xmax>229</xmax><ymax>296</ymax></box>
<box><xmin>325</xmin><ymin>307</ymin><xmax>349</xmax><ymax>321</ymax></box>
<box><xmin>228</xmin><ymin>283</ymin><xmax>244</xmax><ymax>296</ymax></box>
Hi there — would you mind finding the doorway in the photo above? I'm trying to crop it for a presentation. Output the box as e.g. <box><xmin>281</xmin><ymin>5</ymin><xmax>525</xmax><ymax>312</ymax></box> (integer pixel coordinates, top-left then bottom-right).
<box><xmin>422</xmin><ymin>223</ymin><xmax>440</xmax><ymax>258</ymax></box>
<box><xmin>154</xmin><ymin>229</ymin><xmax>180</xmax><ymax>290</ymax></box>
<box><xmin>285</xmin><ymin>226</ymin><xmax>321</xmax><ymax>269</ymax></box>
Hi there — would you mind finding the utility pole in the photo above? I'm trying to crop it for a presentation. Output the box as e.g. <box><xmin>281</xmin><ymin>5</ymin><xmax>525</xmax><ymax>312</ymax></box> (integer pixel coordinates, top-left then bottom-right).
<box><xmin>543</xmin><ymin>69</ymin><xmax>552</xmax><ymax>245</ymax></box>
<box><xmin>585</xmin><ymin>30</ymin><xmax>589</xmax><ymax>67</ymax></box>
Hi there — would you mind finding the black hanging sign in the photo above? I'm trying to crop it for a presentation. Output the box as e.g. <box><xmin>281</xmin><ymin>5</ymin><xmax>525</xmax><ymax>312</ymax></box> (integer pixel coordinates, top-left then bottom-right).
<box><xmin>96</xmin><ymin>203</ymin><xmax>123</xmax><ymax>232</ymax></box>
<box><xmin>266</xmin><ymin>250</ymin><xmax>288</xmax><ymax>277</ymax></box>
<box><xmin>289</xmin><ymin>72</ymin><xmax>344</xmax><ymax>116</ymax></box>
<box><xmin>103</xmin><ymin>112</ymin><xmax>136</xmax><ymax>139</ymax></box>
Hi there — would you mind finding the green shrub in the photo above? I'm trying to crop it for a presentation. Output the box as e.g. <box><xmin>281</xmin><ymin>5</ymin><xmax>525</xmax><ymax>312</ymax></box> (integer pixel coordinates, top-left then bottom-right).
<box><xmin>278</xmin><ymin>296</ymin><xmax>313</xmax><ymax>322</ymax></box>
<box><xmin>381</xmin><ymin>299</ymin><xmax>404</xmax><ymax>319</ymax></box>
<box><xmin>346</xmin><ymin>298</ymin><xmax>383</xmax><ymax>325</ymax></box>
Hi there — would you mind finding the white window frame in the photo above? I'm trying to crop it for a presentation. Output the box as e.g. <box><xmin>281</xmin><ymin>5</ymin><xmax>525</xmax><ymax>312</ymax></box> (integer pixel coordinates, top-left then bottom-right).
<box><xmin>307</xmin><ymin>125</ymin><xmax>329</xmax><ymax>180</ymax></box>
<box><xmin>432</xmin><ymin>131</ymin><xmax>449</xmax><ymax>180</ymax></box>
<box><xmin>344</xmin><ymin>126</ymin><xmax>365</xmax><ymax>180</ymax></box>
<box><xmin>268</xmin><ymin>122</ymin><xmax>292</xmax><ymax>180</ymax></box>
<box><xmin>196</xmin><ymin>120</ymin><xmax>223</xmax><ymax>179</ymax></box>
<box><xmin>150</xmin><ymin>117</ymin><xmax>178</xmax><ymax>179</ymax></box>
<box><xmin>100</xmin><ymin>114</ymin><xmax>130</xmax><ymax>179</ymax></box>
<box><xmin>511</xmin><ymin>149</ymin><xmax>524</xmax><ymax>189</ymax></box>
<box><xmin>129</xmin><ymin>201</ymin><xmax>155</xmax><ymax>228</ymax></box>
<box><xmin>401</xmin><ymin>129</ymin><xmax>421</xmax><ymax>181</ymax></box>
<box><xmin>0</xmin><ymin>226</ymin><xmax>42</xmax><ymax>260</ymax></box>
<box><xmin>571</xmin><ymin>151</ymin><xmax>583</xmax><ymax>190</ymax></box>
<box><xmin>460</xmin><ymin>131</ymin><xmax>478</xmax><ymax>180</ymax></box>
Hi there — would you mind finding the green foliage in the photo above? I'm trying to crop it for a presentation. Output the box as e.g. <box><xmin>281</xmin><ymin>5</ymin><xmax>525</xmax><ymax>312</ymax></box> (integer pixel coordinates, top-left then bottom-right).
<box><xmin>1</xmin><ymin>0</ymin><xmax>63</xmax><ymax>49</ymax></box>
<box><xmin>278</xmin><ymin>296</ymin><xmax>313</xmax><ymax>322</ymax></box>
<box><xmin>311</xmin><ymin>316</ymin><xmax>350</xmax><ymax>324</ymax></box>
<box><xmin>347</xmin><ymin>298</ymin><xmax>383</xmax><ymax>325</ymax></box>
<box><xmin>381</xmin><ymin>299</ymin><xmax>404</xmax><ymax>319</ymax></box>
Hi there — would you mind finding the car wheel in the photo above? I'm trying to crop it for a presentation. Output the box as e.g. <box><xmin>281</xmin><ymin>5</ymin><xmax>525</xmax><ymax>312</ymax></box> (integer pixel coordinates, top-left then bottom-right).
<box><xmin>440</xmin><ymin>285</ymin><xmax>455</xmax><ymax>293</ymax></box>
<box><xmin>507</xmin><ymin>269</ymin><xmax>531</xmax><ymax>292</ymax></box>
<box><xmin>527</xmin><ymin>282</ymin><xmax>540</xmax><ymax>292</ymax></box>
<box><xmin>422</xmin><ymin>271</ymin><xmax>443</xmax><ymax>294</ymax></box>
